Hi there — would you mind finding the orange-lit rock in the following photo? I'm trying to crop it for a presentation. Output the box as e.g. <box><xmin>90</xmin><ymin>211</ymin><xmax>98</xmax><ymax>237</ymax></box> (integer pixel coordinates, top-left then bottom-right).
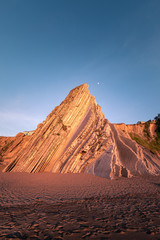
<box><xmin>0</xmin><ymin>83</ymin><xmax>160</xmax><ymax>178</ymax></box>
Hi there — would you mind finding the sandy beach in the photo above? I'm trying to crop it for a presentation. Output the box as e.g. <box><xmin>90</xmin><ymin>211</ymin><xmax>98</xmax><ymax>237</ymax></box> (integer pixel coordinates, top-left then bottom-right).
<box><xmin>0</xmin><ymin>173</ymin><xmax>160</xmax><ymax>239</ymax></box>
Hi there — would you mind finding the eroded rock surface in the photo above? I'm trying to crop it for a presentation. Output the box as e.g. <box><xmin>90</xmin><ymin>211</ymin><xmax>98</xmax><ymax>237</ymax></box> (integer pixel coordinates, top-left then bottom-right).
<box><xmin>111</xmin><ymin>124</ymin><xmax>160</xmax><ymax>178</ymax></box>
<box><xmin>0</xmin><ymin>83</ymin><xmax>160</xmax><ymax>178</ymax></box>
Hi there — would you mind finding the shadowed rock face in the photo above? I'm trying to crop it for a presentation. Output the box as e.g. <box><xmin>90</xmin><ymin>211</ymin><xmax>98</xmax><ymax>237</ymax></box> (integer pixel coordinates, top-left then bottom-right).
<box><xmin>0</xmin><ymin>83</ymin><xmax>160</xmax><ymax>178</ymax></box>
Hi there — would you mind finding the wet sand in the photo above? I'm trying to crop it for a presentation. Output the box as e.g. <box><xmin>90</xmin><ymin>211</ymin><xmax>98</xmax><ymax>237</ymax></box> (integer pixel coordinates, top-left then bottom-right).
<box><xmin>0</xmin><ymin>173</ymin><xmax>160</xmax><ymax>239</ymax></box>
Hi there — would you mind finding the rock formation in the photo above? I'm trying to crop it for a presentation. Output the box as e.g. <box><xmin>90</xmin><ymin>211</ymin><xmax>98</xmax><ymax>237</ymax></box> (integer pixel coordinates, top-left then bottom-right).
<box><xmin>0</xmin><ymin>83</ymin><xmax>160</xmax><ymax>178</ymax></box>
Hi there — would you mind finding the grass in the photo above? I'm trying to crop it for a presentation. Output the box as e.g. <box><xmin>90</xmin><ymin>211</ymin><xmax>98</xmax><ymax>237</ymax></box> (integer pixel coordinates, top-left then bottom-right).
<box><xmin>143</xmin><ymin>120</ymin><xmax>151</xmax><ymax>138</ymax></box>
<box><xmin>58</xmin><ymin>117</ymin><xmax>67</xmax><ymax>131</ymax></box>
<box><xmin>155</xmin><ymin>117</ymin><xmax>160</xmax><ymax>139</ymax></box>
<box><xmin>129</xmin><ymin>133</ymin><xmax>160</xmax><ymax>154</ymax></box>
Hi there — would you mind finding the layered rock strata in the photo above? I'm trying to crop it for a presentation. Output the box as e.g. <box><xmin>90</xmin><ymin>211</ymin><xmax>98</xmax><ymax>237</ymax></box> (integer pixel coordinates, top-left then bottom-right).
<box><xmin>1</xmin><ymin>84</ymin><xmax>111</xmax><ymax>174</ymax></box>
<box><xmin>0</xmin><ymin>83</ymin><xmax>160</xmax><ymax>178</ymax></box>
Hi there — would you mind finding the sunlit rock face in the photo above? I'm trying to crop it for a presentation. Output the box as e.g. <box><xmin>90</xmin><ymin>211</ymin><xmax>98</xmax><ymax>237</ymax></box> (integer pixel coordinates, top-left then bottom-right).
<box><xmin>110</xmin><ymin>124</ymin><xmax>160</xmax><ymax>178</ymax></box>
<box><xmin>0</xmin><ymin>83</ymin><xmax>160</xmax><ymax>178</ymax></box>
<box><xmin>1</xmin><ymin>84</ymin><xmax>112</xmax><ymax>174</ymax></box>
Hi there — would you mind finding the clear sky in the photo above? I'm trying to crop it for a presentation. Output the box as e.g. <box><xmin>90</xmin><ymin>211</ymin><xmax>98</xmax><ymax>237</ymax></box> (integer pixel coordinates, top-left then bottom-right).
<box><xmin>0</xmin><ymin>0</ymin><xmax>160</xmax><ymax>136</ymax></box>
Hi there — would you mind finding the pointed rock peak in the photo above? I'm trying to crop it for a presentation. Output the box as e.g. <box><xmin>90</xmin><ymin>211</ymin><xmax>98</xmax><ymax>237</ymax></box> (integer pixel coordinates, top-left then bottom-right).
<box><xmin>73</xmin><ymin>83</ymin><xmax>89</xmax><ymax>90</ymax></box>
<box><xmin>61</xmin><ymin>83</ymin><xmax>93</xmax><ymax>108</ymax></box>
<box><xmin>69</xmin><ymin>83</ymin><xmax>89</xmax><ymax>95</ymax></box>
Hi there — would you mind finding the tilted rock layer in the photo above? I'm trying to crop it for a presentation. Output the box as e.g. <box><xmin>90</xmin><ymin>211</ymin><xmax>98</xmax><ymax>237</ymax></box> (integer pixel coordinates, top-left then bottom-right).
<box><xmin>0</xmin><ymin>84</ymin><xmax>160</xmax><ymax>178</ymax></box>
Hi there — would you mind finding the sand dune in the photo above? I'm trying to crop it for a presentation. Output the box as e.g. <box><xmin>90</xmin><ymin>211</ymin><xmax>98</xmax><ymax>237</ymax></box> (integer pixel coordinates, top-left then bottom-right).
<box><xmin>0</xmin><ymin>173</ymin><xmax>160</xmax><ymax>239</ymax></box>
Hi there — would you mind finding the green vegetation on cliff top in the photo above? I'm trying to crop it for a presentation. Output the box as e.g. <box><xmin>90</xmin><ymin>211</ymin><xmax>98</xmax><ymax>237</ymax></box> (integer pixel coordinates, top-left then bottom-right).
<box><xmin>129</xmin><ymin>114</ymin><xmax>160</xmax><ymax>155</ymax></box>
<box><xmin>129</xmin><ymin>132</ymin><xmax>160</xmax><ymax>154</ymax></box>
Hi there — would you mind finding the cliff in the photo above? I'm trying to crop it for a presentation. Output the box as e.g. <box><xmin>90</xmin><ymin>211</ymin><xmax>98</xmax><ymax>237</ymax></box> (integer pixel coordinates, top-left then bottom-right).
<box><xmin>0</xmin><ymin>84</ymin><xmax>112</xmax><ymax>175</ymax></box>
<box><xmin>0</xmin><ymin>83</ymin><xmax>160</xmax><ymax>178</ymax></box>
<box><xmin>111</xmin><ymin>123</ymin><xmax>160</xmax><ymax>177</ymax></box>
<box><xmin>114</xmin><ymin>121</ymin><xmax>160</xmax><ymax>156</ymax></box>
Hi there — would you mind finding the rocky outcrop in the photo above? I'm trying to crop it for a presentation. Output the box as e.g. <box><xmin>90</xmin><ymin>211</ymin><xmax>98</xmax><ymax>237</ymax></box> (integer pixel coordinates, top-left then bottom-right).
<box><xmin>0</xmin><ymin>83</ymin><xmax>160</xmax><ymax>178</ymax></box>
<box><xmin>1</xmin><ymin>84</ymin><xmax>112</xmax><ymax>174</ymax></box>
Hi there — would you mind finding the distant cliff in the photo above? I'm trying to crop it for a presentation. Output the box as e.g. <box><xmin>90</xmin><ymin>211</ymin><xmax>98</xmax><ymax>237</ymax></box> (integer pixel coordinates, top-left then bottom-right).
<box><xmin>0</xmin><ymin>84</ymin><xmax>160</xmax><ymax>178</ymax></box>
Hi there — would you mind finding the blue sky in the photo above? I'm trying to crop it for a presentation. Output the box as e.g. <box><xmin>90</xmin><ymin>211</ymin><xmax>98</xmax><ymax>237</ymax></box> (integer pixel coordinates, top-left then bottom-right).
<box><xmin>0</xmin><ymin>0</ymin><xmax>160</xmax><ymax>136</ymax></box>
